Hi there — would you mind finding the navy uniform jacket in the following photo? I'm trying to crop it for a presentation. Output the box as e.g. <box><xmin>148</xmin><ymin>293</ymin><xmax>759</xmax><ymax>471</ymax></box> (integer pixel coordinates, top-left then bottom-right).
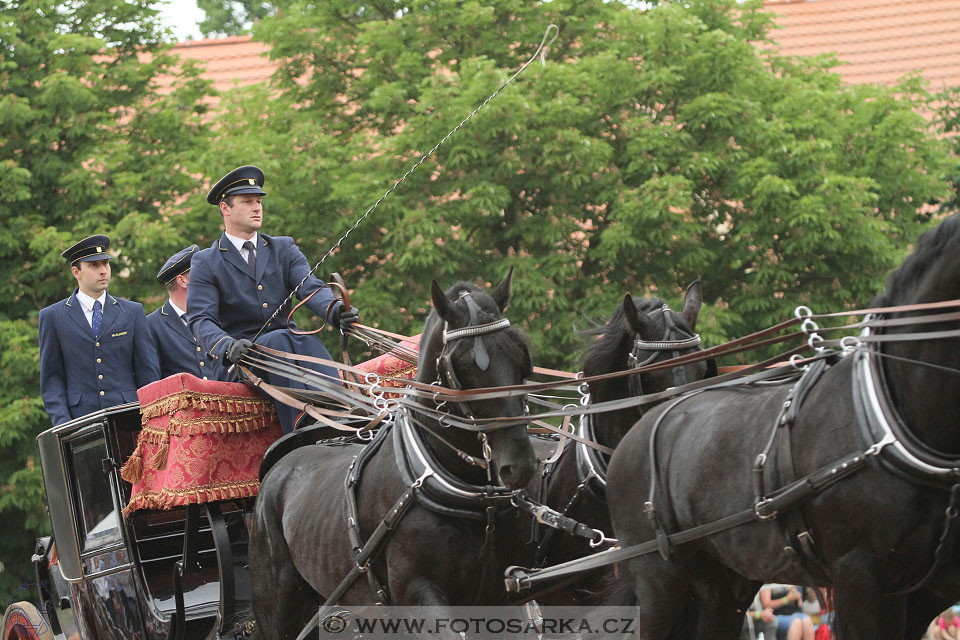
<box><xmin>187</xmin><ymin>233</ymin><xmax>342</xmax><ymax>364</ymax></box>
<box><xmin>38</xmin><ymin>291</ymin><xmax>161</xmax><ymax>426</ymax></box>
<box><xmin>147</xmin><ymin>301</ymin><xmax>224</xmax><ymax>380</ymax></box>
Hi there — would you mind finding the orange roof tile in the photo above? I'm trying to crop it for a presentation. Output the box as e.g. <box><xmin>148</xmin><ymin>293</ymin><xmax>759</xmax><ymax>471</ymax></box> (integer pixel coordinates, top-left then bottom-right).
<box><xmin>165</xmin><ymin>4</ymin><xmax>960</xmax><ymax>104</ymax></box>
<box><xmin>765</xmin><ymin>0</ymin><xmax>960</xmax><ymax>90</ymax></box>
<box><xmin>164</xmin><ymin>35</ymin><xmax>275</xmax><ymax>97</ymax></box>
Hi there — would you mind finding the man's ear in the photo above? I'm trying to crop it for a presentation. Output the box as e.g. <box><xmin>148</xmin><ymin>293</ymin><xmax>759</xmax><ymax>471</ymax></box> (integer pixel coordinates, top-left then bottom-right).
<box><xmin>71</xmin><ymin>264</ymin><xmax>81</xmax><ymax>279</ymax></box>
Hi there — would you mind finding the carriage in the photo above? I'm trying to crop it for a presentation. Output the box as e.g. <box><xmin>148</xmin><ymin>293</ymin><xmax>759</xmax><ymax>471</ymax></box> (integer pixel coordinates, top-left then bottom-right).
<box><xmin>1</xmin><ymin>399</ymin><xmax>267</xmax><ymax>640</ymax></box>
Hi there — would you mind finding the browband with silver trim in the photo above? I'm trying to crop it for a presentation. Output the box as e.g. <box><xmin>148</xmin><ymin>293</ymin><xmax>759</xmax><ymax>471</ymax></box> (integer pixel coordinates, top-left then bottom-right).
<box><xmin>443</xmin><ymin>318</ymin><xmax>511</xmax><ymax>343</ymax></box>
<box><xmin>633</xmin><ymin>335</ymin><xmax>702</xmax><ymax>351</ymax></box>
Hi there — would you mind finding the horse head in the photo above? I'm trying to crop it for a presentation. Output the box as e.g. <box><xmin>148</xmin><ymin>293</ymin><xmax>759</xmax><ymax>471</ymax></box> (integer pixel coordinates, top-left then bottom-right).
<box><xmin>579</xmin><ymin>280</ymin><xmax>714</xmax><ymax>447</ymax></box>
<box><xmin>416</xmin><ymin>268</ymin><xmax>536</xmax><ymax>490</ymax></box>
<box><xmin>622</xmin><ymin>279</ymin><xmax>713</xmax><ymax>397</ymax></box>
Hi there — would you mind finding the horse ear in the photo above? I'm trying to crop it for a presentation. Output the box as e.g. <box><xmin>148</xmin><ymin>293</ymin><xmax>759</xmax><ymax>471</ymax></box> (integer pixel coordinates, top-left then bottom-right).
<box><xmin>623</xmin><ymin>293</ymin><xmax>655</xmax><ymax>338</ymax></box>
<box><xmin>431</xmin><ymin>279</ymin><xmax>451</xmax><ymax>321</ymax></box>
<box><xmin>680</xmin><ymin>279</ymin><xmax>703</xmax><ymax>330</ymax></box>
<box><xmin>492</xmin><ymin>266</ymin><xmax>514</xmax><ymax>312</ymax></box>
<box><xmin>622</xmin><ymin>293</ymin><xmax>640</xmax><ymax>335</ymax></box>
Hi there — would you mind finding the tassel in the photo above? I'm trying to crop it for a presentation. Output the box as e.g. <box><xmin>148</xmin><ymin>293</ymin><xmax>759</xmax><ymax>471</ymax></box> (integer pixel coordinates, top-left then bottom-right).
<box><xmin>120</xmin><ymin>451</ymin><xmax>144</xmax><ymax>485</ymax></box>
<box><xmin>150</xmin><ymin>436</ymin><xmax>170</xmax><ymax>470</ymax></box>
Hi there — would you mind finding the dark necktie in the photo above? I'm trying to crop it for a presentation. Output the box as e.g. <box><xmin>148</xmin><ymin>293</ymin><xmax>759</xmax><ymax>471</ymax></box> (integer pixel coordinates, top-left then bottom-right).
<box><xmin>243</xmin><ymin>240</ymin><xmax>257</xmax><ymax>274</ymax></box>
<box><xmin>91</xmin><ymin>300</ymin><xmax>102</xmax><ymax>336</ymax></box>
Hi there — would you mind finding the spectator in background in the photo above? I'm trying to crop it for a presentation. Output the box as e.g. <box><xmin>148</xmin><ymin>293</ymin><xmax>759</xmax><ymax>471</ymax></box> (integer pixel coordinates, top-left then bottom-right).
<box><xmin>759</xmin><ymin>584</ymin><xmax>815</xmax><ymax>640</ymax></box>
<box><xmin>741</xmin><ymin>592</ymin><xmax>778</xmax><ymax>640</ymax></box>
<box><xmin>929</xmin><ymin>606</ymin><xmax>960</xmax><ymax>640</ymax></box>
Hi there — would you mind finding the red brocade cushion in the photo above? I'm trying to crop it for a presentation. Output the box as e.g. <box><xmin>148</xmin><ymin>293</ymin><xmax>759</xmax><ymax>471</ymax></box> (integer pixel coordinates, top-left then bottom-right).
<box><xmin>120</xmin><ymin>373</ymin><xmax>282</xmax><ymax>516</ymax></box>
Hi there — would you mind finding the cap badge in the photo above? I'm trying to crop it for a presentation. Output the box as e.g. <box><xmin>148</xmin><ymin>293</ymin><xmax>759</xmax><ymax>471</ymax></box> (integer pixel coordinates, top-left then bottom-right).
<box><xmin>96</xmin><ymin>246</ymin><xmax>102</xmax><ymax>252</ymax></box>
<box><xmin>248</xmin><ymin>179</ymin><xmax>255</xmax><ymax>185</ymax></box>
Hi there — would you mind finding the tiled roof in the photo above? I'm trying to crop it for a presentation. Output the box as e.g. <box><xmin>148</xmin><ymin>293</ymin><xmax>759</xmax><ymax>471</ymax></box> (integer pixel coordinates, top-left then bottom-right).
<box><xmin>166</xmin><ymin>3</ymin><xmax>960</xmax><ymax>99</ymax></box>
<box><xmin>764</xmin><ymin>0</ymin><xmax>960</xmax><ymax>90</ymax></box>
<box><xmin>166</xmin><ymin>35</ymin><xmax>274</xmax><ymax>95</ymax></box>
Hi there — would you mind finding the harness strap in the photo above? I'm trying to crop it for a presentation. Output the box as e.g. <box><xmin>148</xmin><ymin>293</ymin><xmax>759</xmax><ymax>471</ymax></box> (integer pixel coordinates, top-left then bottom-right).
<box><xmin>533</xmin><ymin>474</ymin><xmax>592</xmax><ymax>567</ymax></box>
<box><xmin>298</xmin><ymin>470</ymin><xmax>424</xmax><ymax>640</ymax></box>
<box><xmin>505</xmin><ymin>448</ymin><xmax>872</xmax><ymax>592</ymax></box>
<box><xmin>514</xmin><ymin>492</ymin><xmax>609</xmax><ymax>546</ymax></box>
<box><xmin>249</xmin><ymin>343</ymin><xmax>812</xmax><ymax>432</ymax></box>
<box><xmin>254</xmin><ymin>300</ymin><xmax>960</xmax><ymax>411</ymax></box>
<box><xmin>342</xmin><ymin>429</ymin><xmax>392</xmax><ymax>605</ymax></box>
<box><xmin>530</xmin><ymin>419</ymin><xmax>613</xmax><ymax>455</ymax></box>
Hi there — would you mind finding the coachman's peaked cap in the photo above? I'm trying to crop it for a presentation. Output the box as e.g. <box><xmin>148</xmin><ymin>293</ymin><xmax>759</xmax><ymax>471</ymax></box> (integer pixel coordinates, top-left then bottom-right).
<box><xmin>157</xmin><ymin>244</ymin><xmax>199</xmax><ymax>284</ymax></box>
<box><xmin>206</xmin><ymin>165</ymin><xmax>267</xmax><ymax>205</ymax></box>
<box><xmin>62</xmin><ymin>234</ymin><xmax>112</xmax><ymax>266</ymax></box>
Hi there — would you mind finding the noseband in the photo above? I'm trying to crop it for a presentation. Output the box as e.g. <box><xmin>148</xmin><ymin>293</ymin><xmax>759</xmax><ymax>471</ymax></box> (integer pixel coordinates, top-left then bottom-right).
<box><xmin>626</xmin><ymin>304</ymin><xmax>702</xmax><ymax>397</ymax></box>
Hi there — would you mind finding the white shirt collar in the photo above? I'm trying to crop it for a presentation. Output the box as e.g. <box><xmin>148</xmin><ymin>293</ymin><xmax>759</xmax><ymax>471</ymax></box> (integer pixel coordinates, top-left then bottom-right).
<box><xmin>224</xmin><ymin>231</ymin><xmax>259</xmax><ymax>253</ymax></box>
<box><xmin>168</xmin><ymin>298</ymin><xmax>187</xmax><ymax>319</ymax></box>
<box><xmin>76</xmin><ymin>289</ymin><xmax>107</xmax><ymax>313</ymax></box>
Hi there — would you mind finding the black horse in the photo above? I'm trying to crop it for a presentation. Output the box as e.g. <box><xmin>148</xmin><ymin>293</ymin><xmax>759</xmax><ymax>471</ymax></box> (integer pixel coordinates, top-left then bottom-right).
<box><xmin>249</xmin><ymin>272</ymin><xmax>537</xmax><ymax>639</ymax></box>
<box><xmin>510</xmin><ymin>282</ymin><xmax>712</xmax><ymax>605</ymax></box>
<box><xmin>605</xmin><ymin>214</ymin><xmax>960</xmax><ymax>640</ymax></box>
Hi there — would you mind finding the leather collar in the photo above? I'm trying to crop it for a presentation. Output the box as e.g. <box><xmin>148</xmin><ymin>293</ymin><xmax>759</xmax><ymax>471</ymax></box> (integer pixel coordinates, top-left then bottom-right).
<box><xmin>853</xmin><ymin>319</ymin><xmax>960</xmax><ymax>485</ymax></box>
<box><xmin>392</xmin><ymin>408</ymin><xmax>517</xmax><ymax>519</ymax></box>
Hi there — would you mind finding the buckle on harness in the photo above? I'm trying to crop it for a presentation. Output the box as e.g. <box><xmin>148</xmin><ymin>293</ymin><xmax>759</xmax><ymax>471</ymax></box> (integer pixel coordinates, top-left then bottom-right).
<box><xmin>754</xmin><ymin>497</ymin><xmax>778</xmax><ymax>521</ymax></box>
<box><xmin>589</xmin><ymin>528</ymin><xmax>618</xmax><ymax>548</ymax></box>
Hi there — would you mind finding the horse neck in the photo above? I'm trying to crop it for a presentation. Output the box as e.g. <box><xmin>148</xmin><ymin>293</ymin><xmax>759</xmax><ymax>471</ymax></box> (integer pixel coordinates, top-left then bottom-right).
<box><xmin>883</xmin><ymin>329</ymin><xmax>960</xmax><ymax>455</ymax></box>
<box><xmin>589</xmin><ymin>377</ymin><xmax>642</xmax><ymax>450</ymax></box>
<box><xmin>415</xmin><ymin>412</ymin><xmax>490</xmax><ymax>484</ymax></box>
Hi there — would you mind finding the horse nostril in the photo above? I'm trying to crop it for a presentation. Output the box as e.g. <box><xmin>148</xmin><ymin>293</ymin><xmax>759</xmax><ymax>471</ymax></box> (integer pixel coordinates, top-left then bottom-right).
<box><xmin>497</xmin><ymin>463</ymin><xmax>534</xmax><ymax>490</ymax></box>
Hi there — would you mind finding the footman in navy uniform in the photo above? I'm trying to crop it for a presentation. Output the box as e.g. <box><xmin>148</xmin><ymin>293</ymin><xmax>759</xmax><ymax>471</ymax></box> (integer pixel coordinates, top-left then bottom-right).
<box><xmin>38</xmin><ymin>235</ymin><xmax>161</xmax><ymax>426</ymax></box>
<box><xmin>148</xmin><ymin>244</ymin><xmax>224</xmax><ymax>381</ymax></box>
<box><xmin>187</xmin><ymin>165</ymin><xmax>360</xmax><ymax>433</ymax></box>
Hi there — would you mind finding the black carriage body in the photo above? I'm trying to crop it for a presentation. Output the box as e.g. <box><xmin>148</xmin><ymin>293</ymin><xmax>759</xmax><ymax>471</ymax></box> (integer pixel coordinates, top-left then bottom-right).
<box><xmin>18</xmin><ymin>403</ymin><xmax>251</xmax><ymax>640</ymax></box>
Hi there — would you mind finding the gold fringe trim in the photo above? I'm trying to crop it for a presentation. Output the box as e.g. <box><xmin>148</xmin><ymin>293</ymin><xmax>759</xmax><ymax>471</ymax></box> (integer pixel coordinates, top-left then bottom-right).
<box><xmin>150</xmin><ymin>436</ymin><xmax>170</xmax><ymax>470</ymax></box>
<box><xmin>123</xmin><ymin>390</ymin><xmax>279</xmax><ymax>475</ymax></box>
<box><xmin>140</xmin><ymin>413</ymin><xmax>276</xmax><ymax>438</ymax></box>
<box><xmin>140</xmin><ymin>390</ymin><xmax>276</xmax><ymax>422</ymax></box>
<box><xmin>121</xmin><ymin>479</ymin><xmax>260</xmax><ymax>517</ymax></box>
<box><xmin>119</xmin><ymin>451</ymin><xmax>143</xmax><ymax>484</ymax></box>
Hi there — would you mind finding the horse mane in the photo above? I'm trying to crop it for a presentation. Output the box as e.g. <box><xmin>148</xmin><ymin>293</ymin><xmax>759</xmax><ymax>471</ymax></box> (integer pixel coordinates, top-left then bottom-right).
<box><xmin>873</xmin><ymin>214</ymin><xmax>960</xmax><ymax>307</ymax></box>
<box><xmin>578</xmin><ymin>296</ymin><xmax>668</xmax><ymax>377</ymax></box>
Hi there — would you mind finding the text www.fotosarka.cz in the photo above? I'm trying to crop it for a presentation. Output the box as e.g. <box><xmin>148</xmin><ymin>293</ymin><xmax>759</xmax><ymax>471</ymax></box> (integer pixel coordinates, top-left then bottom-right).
<box><xmin>316</xmin><ymin>606</ymin><xmax>640</xmax><ymax>639</ymax></box>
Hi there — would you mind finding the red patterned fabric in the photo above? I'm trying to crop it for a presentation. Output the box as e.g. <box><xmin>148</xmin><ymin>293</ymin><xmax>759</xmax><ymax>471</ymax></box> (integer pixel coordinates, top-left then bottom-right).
<box><xmin>120</xmin><ymin>373</ymin><xmax>281</xmax><ymax>516</ymax></box>
<box><xmin>346</xmin><ymin>337</ymin><xmax>419</xmax><ymax>397</ymax></box>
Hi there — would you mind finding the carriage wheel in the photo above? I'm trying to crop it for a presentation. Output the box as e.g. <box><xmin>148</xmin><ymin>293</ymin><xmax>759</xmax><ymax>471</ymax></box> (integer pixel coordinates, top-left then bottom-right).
<box><xmin>1</xmin><ymin>602</ymin><xmax>55</xmax><ymax>640</ymax></box>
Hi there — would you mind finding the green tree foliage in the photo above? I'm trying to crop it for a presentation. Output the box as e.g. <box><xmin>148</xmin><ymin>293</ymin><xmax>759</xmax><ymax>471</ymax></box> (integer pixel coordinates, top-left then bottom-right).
<box><xmin>246</xmin><ymin>0</ymin><xmax>954</xmax><ymax>366</ymax></box>
<box><xmin>933</xmin><ymin>85</ymin><xmax>960</xmax><ymax>212</ymax></box>
<box><xmin>0</xmin><ymin>0</ymin><xmax>215</xmax><ymax>595</ymax></box>
<box><xmin>197</xmin><ymin>0</ymin><xmax>276</xmax><ymax>37</ymax></box>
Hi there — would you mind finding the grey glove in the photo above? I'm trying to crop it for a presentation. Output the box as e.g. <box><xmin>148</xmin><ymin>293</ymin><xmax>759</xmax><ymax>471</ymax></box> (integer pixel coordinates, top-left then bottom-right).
<box><xmin>333</xmin><ymin>305</ymin><xmax>360</xmax><ymax>333</ymax></box>
<box><xmin>226</xmin><ymin>338</ymin><xmax>254</xmax><ymax>365</ymax></box>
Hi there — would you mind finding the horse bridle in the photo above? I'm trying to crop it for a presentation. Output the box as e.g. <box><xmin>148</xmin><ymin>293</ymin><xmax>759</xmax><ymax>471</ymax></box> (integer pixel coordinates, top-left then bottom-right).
<box><xmin>626</xmin><ymin>304</ymin><xmax>704</xmax><ymax>397</ymax></box>
<box><xmin>436</xmin><ymin>290</ymin><xmax>520</xmax><ymax>420</ymax></box>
